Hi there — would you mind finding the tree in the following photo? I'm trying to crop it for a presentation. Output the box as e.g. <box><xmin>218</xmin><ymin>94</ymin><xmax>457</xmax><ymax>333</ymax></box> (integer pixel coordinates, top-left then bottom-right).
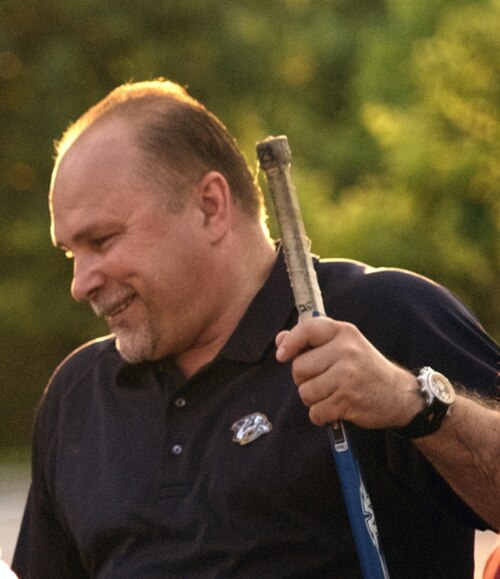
<box><xmin>307</xmin><ymin>1</ymin><xmax>499</xmax><ymax>339</ymax></box>
<box><xmin>0</xmin><ymin>0</ymin><xmax>497</xmax><ymax>447</ymax></box>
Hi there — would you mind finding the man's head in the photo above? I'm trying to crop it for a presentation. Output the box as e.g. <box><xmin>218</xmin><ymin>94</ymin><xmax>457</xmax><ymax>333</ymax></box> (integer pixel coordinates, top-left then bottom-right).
<box><xmin>49</xmin><ymin>80</ymin><xmax>275</xmax><ymax>370</ymax></box>
<box><xmin>53</xmin><ymin>79</ymin><xmax>265</xmax><ymax>220</ymax></box>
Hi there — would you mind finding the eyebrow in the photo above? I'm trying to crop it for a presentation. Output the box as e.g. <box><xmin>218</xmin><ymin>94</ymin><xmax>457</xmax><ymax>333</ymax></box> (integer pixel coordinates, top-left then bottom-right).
<box><xmin>54</xmin><ymin>223</ymin><xmax>117</xmax><ymax>251</ymax></box>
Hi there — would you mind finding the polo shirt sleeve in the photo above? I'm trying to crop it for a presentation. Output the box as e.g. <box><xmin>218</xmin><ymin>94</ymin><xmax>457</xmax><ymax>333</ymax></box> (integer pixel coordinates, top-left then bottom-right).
<box><xmin>326</xmin><ymin>264</ymin><xmax>499</xmax><ymax>398</ymax></box>
<box><xmin>12</xmin><ymin>487</ymin><xmax>88</xmax><ymax>579</ymax></box>
<box><xmin>11</xmin><ymin>371</ymin><xmax>89</xmax><ymax>579</ymax></box>
<box><xmin>320</xmin><ymin>262</ymin><xmax>499</xmax><ymax>529</ymax></box>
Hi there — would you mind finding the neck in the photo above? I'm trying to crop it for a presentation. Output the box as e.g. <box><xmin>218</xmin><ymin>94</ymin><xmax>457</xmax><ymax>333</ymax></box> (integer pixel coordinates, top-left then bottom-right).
<box><xmin>175</xmin><ymin>231</ymin><xmax>277</xmax><ymax>378</ymax></box>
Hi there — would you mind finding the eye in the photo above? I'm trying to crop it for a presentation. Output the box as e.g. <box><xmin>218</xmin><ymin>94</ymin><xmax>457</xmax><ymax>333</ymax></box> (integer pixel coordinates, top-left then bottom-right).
<box><xmin>90</xmin><ymin>234</ymin><xmax>115</xmax><ymax>251</ymax></box>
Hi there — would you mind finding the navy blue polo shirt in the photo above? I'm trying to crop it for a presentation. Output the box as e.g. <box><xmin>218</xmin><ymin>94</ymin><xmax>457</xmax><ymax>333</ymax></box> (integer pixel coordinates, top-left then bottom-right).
<box><xmin>13</xmin><ymin>251</ymin><xmax>499</xmax><ymax>578</ymax></box>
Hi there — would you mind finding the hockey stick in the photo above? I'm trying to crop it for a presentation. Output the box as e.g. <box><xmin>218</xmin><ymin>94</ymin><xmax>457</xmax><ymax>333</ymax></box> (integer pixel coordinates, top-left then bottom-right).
<box><xmin>256</xmin><ymin>135</ymin><xmax>390</xmax><ymax>579</ymax></box>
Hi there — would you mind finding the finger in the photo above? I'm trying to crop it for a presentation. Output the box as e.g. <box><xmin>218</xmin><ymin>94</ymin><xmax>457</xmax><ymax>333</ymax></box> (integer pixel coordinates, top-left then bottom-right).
<box><xmin>275</xmin><ymin>330</ymin><xmax>289</xmax><ymax>360</ymax></box>
<box><xmin>291</xmin><ymin>343</ymin><xmax>340</xmax><ymax>386</ymax></box>
<box><xmin>309</xmin><ymin>402</ymin><xmax>340</xmax><ymax>427</ymax></box>
<box><xmin>276</xmin><ymin>317</ymin><xmax>341</xmax><ymax>362</ymax></box>
<box><xmin>308</xmin><ymin>391</ymin><xmax>348</xmax><ymax>426</ymax></box>
<box><xmin>296</xmin><ymin>368</ymin><xmax>338</xmax><ymax>407</ymax></box>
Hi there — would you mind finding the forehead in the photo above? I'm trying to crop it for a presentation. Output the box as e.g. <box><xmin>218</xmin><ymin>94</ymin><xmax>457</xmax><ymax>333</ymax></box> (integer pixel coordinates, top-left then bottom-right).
<box><xmin>49</xmin><ymin>119</ymin><xmax>158</xmax><ymax>243</ymax></box>
<box><xmin>53</xmin><ymin>117</ymin><xmax>140</xmax><ymax>189</ymax></box>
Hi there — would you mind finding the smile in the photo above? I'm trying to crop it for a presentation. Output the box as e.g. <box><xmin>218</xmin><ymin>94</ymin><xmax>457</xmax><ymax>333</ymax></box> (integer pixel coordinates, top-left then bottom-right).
<box><xmin>106</xmin><ymin>295</ymin><xmax>136</xmax><ymax>319</ymax></box>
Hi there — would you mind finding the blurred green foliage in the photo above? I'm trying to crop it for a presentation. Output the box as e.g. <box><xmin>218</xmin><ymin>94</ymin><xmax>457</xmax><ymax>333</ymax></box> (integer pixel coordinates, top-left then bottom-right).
<box><xmin>0</xmin><ymin>0</ymin><xmax>498</xmax><ymax>447</ymax></box>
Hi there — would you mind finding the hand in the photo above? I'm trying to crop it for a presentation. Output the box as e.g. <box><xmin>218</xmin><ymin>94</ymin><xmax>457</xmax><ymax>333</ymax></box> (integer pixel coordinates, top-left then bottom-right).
<box><xmin>275</xmin><ymin>317</ymin><xmax>423</xmax><ymax>429</ymax></box>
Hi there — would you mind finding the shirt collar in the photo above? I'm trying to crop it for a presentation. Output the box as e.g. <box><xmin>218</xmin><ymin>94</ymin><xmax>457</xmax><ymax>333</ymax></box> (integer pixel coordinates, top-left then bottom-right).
<box><xmin>216</xmin><ymin>246</ymin><xmax>296</xmax><ymax>363</ymax></box>
<box><xmin>117</xmin><ymin>246</ymin><xmax>296</xmax><ymax>386</ymax></box>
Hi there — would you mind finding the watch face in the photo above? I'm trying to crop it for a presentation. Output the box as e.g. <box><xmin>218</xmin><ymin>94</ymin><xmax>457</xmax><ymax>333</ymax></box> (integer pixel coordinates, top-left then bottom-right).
<box><xmin>429</xmin><ymin>373</ymin><xmax>456</xmax><ymax>405</ymax></box>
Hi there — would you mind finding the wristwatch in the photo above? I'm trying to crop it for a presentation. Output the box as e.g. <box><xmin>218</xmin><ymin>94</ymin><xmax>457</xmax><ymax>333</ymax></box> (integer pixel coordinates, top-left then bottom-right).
<box><xmin>391</xmin><ymin>366</ymin><xmax>456</xmax><ymax>439</ymax></box>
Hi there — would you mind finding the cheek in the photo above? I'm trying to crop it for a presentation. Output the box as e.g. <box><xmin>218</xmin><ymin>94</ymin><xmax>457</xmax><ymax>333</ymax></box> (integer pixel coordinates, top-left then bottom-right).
<box><xmin>141</xmin><ymin>257</ymin><xmax>199</xmax><ymax>306</ymax></box>
<box><xmin>106</xmin><ymin>243</ymin><xmax>162</xmax><ymax>285</ymax></box>
<box><xmin>130</xmin><ymin>235</ymin><xmax>210</xmax><ymax>307</ymax></box>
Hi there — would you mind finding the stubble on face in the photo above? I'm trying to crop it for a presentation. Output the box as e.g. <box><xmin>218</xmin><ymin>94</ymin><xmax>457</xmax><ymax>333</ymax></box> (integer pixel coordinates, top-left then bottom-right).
<box><xmin>113</xmin><ymin>317</ymin><xmax>158</xmax><ymax>364</ymax></box>
<box><xmin>52</xmin><ymin>117</ymin><xmax>230</xmax><ymax>370</ymax></box>
<box><xmin>89</xmin><ymin>287</ymin><xmax>160</xmax><ymax>363</ymax></box>
<box><xmin>52</xmin><ymin>119</ymin><xmax>184</xmax><ymax>365</ymax></box>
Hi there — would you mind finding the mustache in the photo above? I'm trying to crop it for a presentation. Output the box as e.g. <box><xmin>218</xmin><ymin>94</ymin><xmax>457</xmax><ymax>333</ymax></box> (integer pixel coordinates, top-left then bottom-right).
<box><xmin>90</xmin><ymin>289</ymin><xmax>136</xmax><ymax>318</ymax></box>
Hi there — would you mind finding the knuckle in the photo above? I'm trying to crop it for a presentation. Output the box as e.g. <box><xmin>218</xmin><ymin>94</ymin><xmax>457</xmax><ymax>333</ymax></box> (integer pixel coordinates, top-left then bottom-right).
<box><xmin>297</xmin><ymin>384</ymin><xmax>312</xmax><ymax>406</ymax></box>
<box><xmin>335</xmin><ymin>359</ymin><xmax>359</xmax><ymax>388</ymax></box>
<box><xmin>341</xmin><ymin>320</ymin><xmax>358</xmax><ymax>333</ymax></box>
<box><xmin>291</xmin><ymin>360</ymin><xmax>306</xmax><ymax>385</ymax></box>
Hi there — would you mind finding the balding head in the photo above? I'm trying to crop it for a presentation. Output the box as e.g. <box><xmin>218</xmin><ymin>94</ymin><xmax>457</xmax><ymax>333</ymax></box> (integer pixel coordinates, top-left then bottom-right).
<box><xmin>53</xmin><ymin>79</ymin><xmax>266</xmax><ymax>220</ymax></box>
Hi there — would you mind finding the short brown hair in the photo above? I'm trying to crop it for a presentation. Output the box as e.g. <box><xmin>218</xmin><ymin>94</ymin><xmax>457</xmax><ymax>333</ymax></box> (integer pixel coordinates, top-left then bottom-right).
<box><xmin>55</xmin><ymin>79</ymin><xmax>264</xmax><ymax>219</ymax></box>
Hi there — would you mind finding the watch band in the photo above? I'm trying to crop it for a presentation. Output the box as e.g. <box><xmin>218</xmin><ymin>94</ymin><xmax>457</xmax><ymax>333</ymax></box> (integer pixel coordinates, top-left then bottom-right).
<box><xmin>390</xmin><ymin>367</ymin><xmax>455</xmax><ymax>439</ymax></box>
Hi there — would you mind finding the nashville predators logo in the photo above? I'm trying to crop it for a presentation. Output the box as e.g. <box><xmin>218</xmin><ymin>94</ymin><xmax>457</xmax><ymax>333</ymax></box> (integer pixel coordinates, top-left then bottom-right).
<box><xmin>231</xmin><ymin>413</ymin><xmax>272</xmax><ymax>446</ymax></box>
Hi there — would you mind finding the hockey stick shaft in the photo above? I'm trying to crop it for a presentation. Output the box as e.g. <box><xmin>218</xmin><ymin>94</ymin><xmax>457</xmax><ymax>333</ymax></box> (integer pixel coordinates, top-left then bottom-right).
<box><xmin>256</xmin><ymin>135</ymin><xmax>390</xmax><ymax>579</ymax></box>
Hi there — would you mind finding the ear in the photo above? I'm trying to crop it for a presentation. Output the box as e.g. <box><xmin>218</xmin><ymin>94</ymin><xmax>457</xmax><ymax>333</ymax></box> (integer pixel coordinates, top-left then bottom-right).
<box><xmin>195</xmin><ymin>171</ymin><xmax>232</xmax><ymax>243</ymax></box>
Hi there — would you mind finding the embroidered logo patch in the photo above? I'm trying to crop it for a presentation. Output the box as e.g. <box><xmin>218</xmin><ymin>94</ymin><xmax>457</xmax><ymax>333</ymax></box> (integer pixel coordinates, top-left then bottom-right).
<box><xmin>231</xmin><ymin>413</ymin><xmax>272</xmax><ymax>446</ymax></box>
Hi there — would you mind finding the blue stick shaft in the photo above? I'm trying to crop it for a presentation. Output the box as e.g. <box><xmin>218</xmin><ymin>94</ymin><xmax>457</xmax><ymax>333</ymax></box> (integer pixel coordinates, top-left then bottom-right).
<box><xmin>328</xmin><ymin>423</ymin><xmax>390</xmax><ymax>578</ymax></box>
<box><xmin>257</xmin><ymin>136</ymin><xmax>390</xmax><ymax>579</ymax></box>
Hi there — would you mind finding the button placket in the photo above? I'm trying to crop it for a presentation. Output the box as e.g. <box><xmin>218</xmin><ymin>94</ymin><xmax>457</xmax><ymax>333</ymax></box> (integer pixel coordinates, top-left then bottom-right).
<box><xmin>174</xmin><ymin>397</ymin><xmax>186</xmax><ymax>408</ymax></box>
<box><xmin>169</xmin><ymin>396</ymin><xmax>187</xmax><ymax>458</ymax></box>
<box><xmin>171</xmin><ymin>444</ymin><xmax>183</xmax><ymax>455</ymax></box>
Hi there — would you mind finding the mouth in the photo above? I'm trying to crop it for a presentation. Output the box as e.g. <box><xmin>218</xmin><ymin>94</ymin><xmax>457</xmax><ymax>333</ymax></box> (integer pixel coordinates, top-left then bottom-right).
<box><xmin>92</xmin><ymin>293</ymin><xmax>136</xmax><ymax>320</ymax></box>
<box><xmin>106</xmin><ymin>295</ymin><xmax>136</xmax><ymax>319</ymax></box>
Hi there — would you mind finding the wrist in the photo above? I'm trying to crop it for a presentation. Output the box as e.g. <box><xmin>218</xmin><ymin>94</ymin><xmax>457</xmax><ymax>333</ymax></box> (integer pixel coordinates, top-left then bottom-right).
<box><xmin>393</xmin><ymin>371</ymin><xmax>426</xmax><ymax>427</ymax></box>
<box><xmin>390</xmin><ymin>367</ymin><xmax>456</xmax><ymax>439</ymax></box>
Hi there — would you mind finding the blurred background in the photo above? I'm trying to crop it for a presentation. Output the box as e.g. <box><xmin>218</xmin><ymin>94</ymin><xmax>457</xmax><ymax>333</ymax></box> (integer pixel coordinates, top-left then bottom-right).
<box><xmin>0</xmin><ymin>0</ymin><xmax>499</xmax><ymax>569</ymax></box>
<box><xmin>2</xmin><ymin>0</ymin><xmax>500</xmax><ymax>450</ymax></box>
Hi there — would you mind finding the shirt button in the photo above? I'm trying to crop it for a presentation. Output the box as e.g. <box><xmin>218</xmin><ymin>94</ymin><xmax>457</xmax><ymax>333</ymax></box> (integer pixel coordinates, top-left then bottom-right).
<box><xmin>174</xmin><ymin>398</ymin><xmax>186</xmax><ymax>408</ymax></box>
<box><xmin>171</xmin><ymin>444</ymin><xmax>183</xmax><ymax>456</ymax></box>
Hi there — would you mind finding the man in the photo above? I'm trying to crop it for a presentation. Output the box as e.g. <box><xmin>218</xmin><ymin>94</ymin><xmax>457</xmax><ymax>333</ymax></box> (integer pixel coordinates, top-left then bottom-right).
<box><xmin>13</xmin><ymin>80</ymin><xmax>499</xmax><ymax>578</ymax></box>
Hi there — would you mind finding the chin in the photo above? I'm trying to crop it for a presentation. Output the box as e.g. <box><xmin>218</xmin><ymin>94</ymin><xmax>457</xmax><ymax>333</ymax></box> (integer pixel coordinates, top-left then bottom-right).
<box><xmin>115</xmin><ymin>332</ymin><xmax>156</xmax><ymax>364</ymax></box>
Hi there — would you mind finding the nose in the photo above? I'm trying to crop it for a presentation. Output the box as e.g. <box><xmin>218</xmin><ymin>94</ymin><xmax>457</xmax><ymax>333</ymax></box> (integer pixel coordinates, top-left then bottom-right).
<box><xmin>70</xmin><ymin>252</ymin><xmax>105</xmax><ymax>302</ymax></box>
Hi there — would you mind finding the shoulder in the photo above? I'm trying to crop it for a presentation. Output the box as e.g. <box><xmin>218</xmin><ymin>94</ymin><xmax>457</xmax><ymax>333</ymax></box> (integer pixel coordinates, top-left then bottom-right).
<box><xmin>315</xmin><ymin>257</ymin><xmax>464</xmax><ymax>317</ymax></box>
<box><xmin>48</xmin><ymin>335</ymin><xmax>120</xmax><ymax>393</ymax></box>
<box><xmin>36</xmin><ymin>336</ymin><xmax>121</xmax><ymax>422</ymax></box>
<box><xmin>29</xmin><ymin>335</ymin><xmax>122</xmax><ymax>467</ymax></box>
<box><xmin>315</xmin><ymin>258</ymin><xmax>499</xmax><ymax>396</ymax></box>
